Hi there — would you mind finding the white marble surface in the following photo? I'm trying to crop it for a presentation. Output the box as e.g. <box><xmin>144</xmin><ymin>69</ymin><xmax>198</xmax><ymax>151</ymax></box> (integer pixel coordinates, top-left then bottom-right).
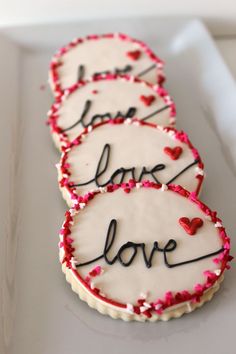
<box><xmin>0</xmin><ymin>1</ymin><xmax>236</xmax><ymax>36</ymax></box>
<box><xmin>0</xmin><ymin>18</ymin><xmax>236</xmax><ymax>354</ymax></box>
<box><xmin>216</xmin><ymin>38</ymin><xmax>236</xmax><ymax>79</ymax></box>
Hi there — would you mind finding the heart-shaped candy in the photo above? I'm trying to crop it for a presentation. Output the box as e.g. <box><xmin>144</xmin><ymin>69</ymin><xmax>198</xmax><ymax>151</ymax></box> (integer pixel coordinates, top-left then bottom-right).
<box><xmin>164</xmin><ymin>146</ymin><xmax>183</xmax><ymax>160</ymax></box>
<box><xmin>179</xmin><ymin>217</ymin><xmax>203</xmax><ymax>236</ymax></box>
<box><xmin>126</xmin><ymin>50</ymin><xmax>141</xmax><ymax>61</ymax></box>
<box><xmin>140</xmin><ymin>95</ymin><xmax>156</xmax><ymax>106</ymax></box>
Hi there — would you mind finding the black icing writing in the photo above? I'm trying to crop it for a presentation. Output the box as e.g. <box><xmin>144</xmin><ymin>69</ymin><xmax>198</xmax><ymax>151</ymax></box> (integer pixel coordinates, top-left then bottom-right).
<box><xmin>76</xmin><ymin>219</ymin><xmax>224</xmax><ymax>269</ymax></box>
<box><xmin>61</xmin><ymin>92</ymin><xmax>171</xmax><ymax>132</ymax></box>
<box><xmin>73</xmin><ymin>144</ymin><xmax>165</xmax><ymax>187</ymax></box>
<box><xmin>72</xmin><ymin>143</ymin><xmax>199</xmax><ymax>188</ymax></box>
<box><xmin>77</xmin><ymin>63</ymin><xmax>157</xmax><ymax>82</ymax></box>
<box><xmin>136</xmin><ymin>63</ymin><xmax>157</xmax><ymax>78</ymax></box>
<box><xmin>77</xmin><ymin>65</ymin><xmax>85</xmax><ymax>82</ymax></box>
<box><xmin>77</xmin><ymin>64</ymin><xmax>133</xmax><ymax>82</ymax></box>
<box><xmin>94</xmin><ymin>65</ymin><xmax>133</xmax><ymax>77</ymax></box>
<box><xmin>61</xmin><ymin>100</ymin><xmax>136</xmax><ymax>132</ymax></box>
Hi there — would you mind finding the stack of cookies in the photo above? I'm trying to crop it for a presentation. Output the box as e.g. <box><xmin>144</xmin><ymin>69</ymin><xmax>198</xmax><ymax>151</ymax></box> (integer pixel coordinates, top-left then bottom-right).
<box><xmin>47</xmin><ymin>33</ymin><xmax>232</xmax><ymax>321</ymax></box>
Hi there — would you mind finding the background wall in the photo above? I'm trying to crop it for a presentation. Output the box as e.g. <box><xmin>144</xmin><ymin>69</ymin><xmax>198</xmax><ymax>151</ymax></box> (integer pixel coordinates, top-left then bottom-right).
<box><xmin>0</xmin><ymin>0</ymin><xmax>236</xmax><ymax>36</ymax></box>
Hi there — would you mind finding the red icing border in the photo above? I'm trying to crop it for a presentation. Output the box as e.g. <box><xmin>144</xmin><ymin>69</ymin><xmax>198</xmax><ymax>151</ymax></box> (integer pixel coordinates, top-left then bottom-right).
<box><xmin>47</xmin><ymin>73</ymin><xmax>176</xmax><ymax>149</ymax></box>
<box><xmin>49</xmin><ymin>32</ymin><xmax>165</xmax><ymax>95</ymax></box>
<box><xmin>59</xmin><ymin>182</ymin><xmax>232</xmax><ymax>318</ymax></box>
<box><xmin>58</xmin><ymin>118</ymin><xmax>205</xmax><ymax>201</ymax></box>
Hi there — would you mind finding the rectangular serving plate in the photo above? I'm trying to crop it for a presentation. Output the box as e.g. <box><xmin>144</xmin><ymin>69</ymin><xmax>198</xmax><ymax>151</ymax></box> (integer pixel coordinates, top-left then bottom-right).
<box><xmin>0</xmin><ymin>18</ymin><xmax>236</xmax><ymax>354</ymax></box>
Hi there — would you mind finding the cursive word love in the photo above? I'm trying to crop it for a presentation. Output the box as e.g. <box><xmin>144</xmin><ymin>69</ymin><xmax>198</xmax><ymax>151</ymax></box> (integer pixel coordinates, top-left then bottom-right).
<box><xmin>72</xmin><ymin>143</ymin><xmax>200</xmax><ymax>188</ymax></box>
<box><xmin>73</xmin><ymin>143</ymin><xmax>166</xmax><ymax>187</ymax></box>
<box><xmin>77</xmin><ymin>64</ymin><xmax>133</xmax><ymax>82</ymax></box>
<box><xmin>76</xmin><ymin>219</ymin><xmax>224</xmax><ymax>269</ymax></box>
<box><xmin>62</xmin><ymin>100</ymin><xmax>136</xmax><ymax>132</ymax></box>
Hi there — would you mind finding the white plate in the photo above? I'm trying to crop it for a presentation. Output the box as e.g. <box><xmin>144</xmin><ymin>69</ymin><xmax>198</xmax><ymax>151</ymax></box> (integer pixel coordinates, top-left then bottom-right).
<box><xmin>0</xmin><ymin>18</ymin><xmax>235</xmax><ymax>354</ymax></box>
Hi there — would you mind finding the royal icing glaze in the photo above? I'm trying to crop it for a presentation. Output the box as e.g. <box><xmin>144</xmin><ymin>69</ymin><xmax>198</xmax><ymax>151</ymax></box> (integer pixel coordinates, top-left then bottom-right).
<box><xmin>47</xmin><ymin>74</ymin><xmax>176</xmax><ymax>150</ymax></box>
<box><xmin>58</xmin><ymin>119</ymin><xmax>204</xmax><ymax>205</ymax></box>
<box><xmin>59</xmin><ymin>182</ymin><xmax>232</xmax><ymax>320</ymax></box>
<box><xmin>49</xmin><ymin>33</ymin><xmax>165</xmax><ymax>95</ymax></box>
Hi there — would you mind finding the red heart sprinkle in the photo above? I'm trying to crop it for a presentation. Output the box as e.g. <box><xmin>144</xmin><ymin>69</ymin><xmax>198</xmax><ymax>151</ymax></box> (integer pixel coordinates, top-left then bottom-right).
<box><xmin>140</xmin><ymin>95</ymin><xmax>156</xmax><ymax>106</ymax></box>
<box><xmin>164</xmin><ymin>146</ymin><xmax>183</xmax><ymax>160</ymax></box>
<box><xmin>126</xmin><ymin>50</ymin><xmax>141</xmax><ymax>61</ymax></box>
<box><xmin>179</xmin><ymin>217</ymin><xmax>203</xmax><ymax>236</ymax></box>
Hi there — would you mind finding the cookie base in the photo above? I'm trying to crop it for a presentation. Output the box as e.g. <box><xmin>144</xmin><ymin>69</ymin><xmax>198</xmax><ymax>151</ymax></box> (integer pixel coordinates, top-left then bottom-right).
<box><xmin>61</xmin><ymin>263</ymin><xmax>223</xmax><ymax>322</ymax></box>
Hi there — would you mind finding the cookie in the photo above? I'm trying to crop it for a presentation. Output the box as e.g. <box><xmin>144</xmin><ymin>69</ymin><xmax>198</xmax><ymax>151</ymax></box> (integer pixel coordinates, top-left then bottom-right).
<box><xmin>49</xmin><ymin>33</ymin><xmax>165</xmax><ymax>96</ymax></box>
<box><xmin>47</xmin><ymin>74</ymin><xmax>175</xmax><ymax>150</ymax></box>
<box><xmin>58</xmin><ymin>119</ymin><xmax>204</xmax><ymax>206</ymax></box>
<box><xmin>59</xmin><ymin>182</ymin><xmax>231</xmax><ymax>321</ymax></box>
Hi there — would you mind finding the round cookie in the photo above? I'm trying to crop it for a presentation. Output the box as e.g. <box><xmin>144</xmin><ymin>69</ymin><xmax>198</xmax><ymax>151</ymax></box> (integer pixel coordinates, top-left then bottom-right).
<box><xmin>47</xmin><ymin>74</ymin><xmax>176</xmax><ymax>150</ymax></box>
<box><xmin>49</xmin><ymin>33</ymin><xmax>165</xmax><ymax>96</ymax></box>
<box><xmin>58</xmin><ymin>119</ymin><xmax>204</xmax><ymax>206</ymax></box>
<box><xmin>59</xmin><ymin>182</ymin><xmax>232</xmax><ymax>322</ymax></box>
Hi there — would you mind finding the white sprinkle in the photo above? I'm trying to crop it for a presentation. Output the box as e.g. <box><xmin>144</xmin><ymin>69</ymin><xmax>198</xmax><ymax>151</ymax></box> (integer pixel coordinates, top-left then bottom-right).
<box><xmin>126</xmin><ymin>303</ymin><xmax>134</xmax><ymax>313</ymax></box>
<box><xmin>61</xmin><ymin>94</ymin><xmax>67</xmax><ymax>102</ymax></box>
<box><xmin>136</xmin><ymin>182</ymin><xmax>142</xmax><ymax>189</ymax></box>
<box><xmin>154</xmin><ymin>303</ymin><xmax>162</xmax><ymax>311</ymax></box>
<box><xmin>140</xmin><ymin>306</ymin><xmax>147</xmax><ymax>313</ymax></box>
<box><xmin>215</xmin><ymin>222</ymin><xmax>223</xmax><ymax>228</ymax></box>
<box><xmin>90</xmin><ymin>282</ymin><xmax>95</xmax><ymax>290</ymax></box>
<box><xmin>69</xmin><ymin>208</ymin><xmax>77</xmax><ymax>216</ymax></box>
<box><xmin>54</xmin><ymin>103</ymin><xmax>60</xmax><ymax>109</ymax></box>
<box><xmin>55</xmin><ymin>163</ymin><xmax>61</xmax><ymax>169</ymax></box>
<box><xmin>124</xmin><ymin>118</ymin><xmax>132</xmax><ymax>125</ymax></box>
<box><xmin>140</xmin><ymin>292</ymin><xmax>147</xmax><ymax>299</ymax></box>
<box><xmin>99</xmin><ymin>187</ymin><xmax>107</xmax><ymax>193</ymax></box>
<box><xmin>168</xmin><ymin>130</ymin><xmax>175</xmax><ymax>138</ymax></box>
<box><xmin>70</xmin><ymin>257</ymin><xmax>78</xmax><ymax>269</ymax></box>
<box><xmin>161</xmin><ymin>184</ymin><xmax>168</xmax><ymax>191</ymax></box>
<box><xmin>214</xmin><ymin>269</ymin><xmax>221</xmax><ymax>276</ymax></box>
<box><xmin>195</xmin><ymin>167</ymin><xmax>204</xmax><ymax>176</ymax></box>
<box><xmin>133</xmin><ymin>121</ymin><xmax>140</xmax><ymax>126</ymax></box>
<box><xmin>143</xmin><ymin>302</ymin><xmax>151</xmax><ymax>308</ymax></box>
<box><xmin>87</xmin><ymin>125</ymin><xmax>93</xmax><ymax>133</ymax></box>
<box><xmin>79</xmin><ymin>203</ymin><xmax>86</xmax><ymax>209</ymax></box>
<box><xmin>47</xmin><ymin>109</ymin><xmax>53</xmax><ymax>116</ymax></box>
<box><xmin>73</xmin><ymin>199</ymin><xmax>79</xmax><ymax>205</ymax></box>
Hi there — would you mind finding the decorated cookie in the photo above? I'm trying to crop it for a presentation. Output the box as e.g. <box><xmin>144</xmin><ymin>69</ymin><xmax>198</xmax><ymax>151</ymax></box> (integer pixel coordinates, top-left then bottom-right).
<box><xmin>58</xmin><ymin>119</ymin><xmax>204</xmax><ymax>206</ymax></box>
<box><xmin>59</xmin><ymin>182</ymin><xmax>232</xmax><ymax>321</ymax></box>
<box><xmin>47</xmin><ymin>74</ymin><xmax>176</xmax><ymax>150</ymax></box>
<box><xmin>49</xmin><ymin>33</ymin><xmax>165</xmax><ymax>96</ymax></box>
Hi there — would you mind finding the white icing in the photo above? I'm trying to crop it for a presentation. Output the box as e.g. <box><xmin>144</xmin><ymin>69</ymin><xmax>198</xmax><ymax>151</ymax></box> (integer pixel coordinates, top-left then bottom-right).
<box><xmin>69</xmin><ymin>188</ymin><xmax>223</xmax><ymax>305</ymax></box>
<box><xmin>56</xmin><ymin>37</ymin><xmax>162</xmax><ymax>90</ymax></box>
<box><xmin>57</xmin><ymin>78</ymin><xmax>173</xmax><ymax>145</ymax></box>
<box><xmin>65</xmin><ymin>123</ymin><xmax>200</xmax><ymax>197</ymax></box>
